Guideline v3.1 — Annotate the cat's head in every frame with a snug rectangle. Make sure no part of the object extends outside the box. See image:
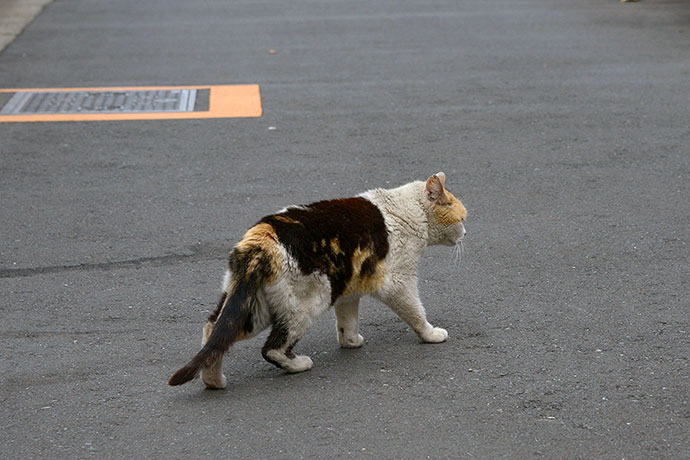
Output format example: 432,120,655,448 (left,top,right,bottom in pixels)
424,172,467,246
